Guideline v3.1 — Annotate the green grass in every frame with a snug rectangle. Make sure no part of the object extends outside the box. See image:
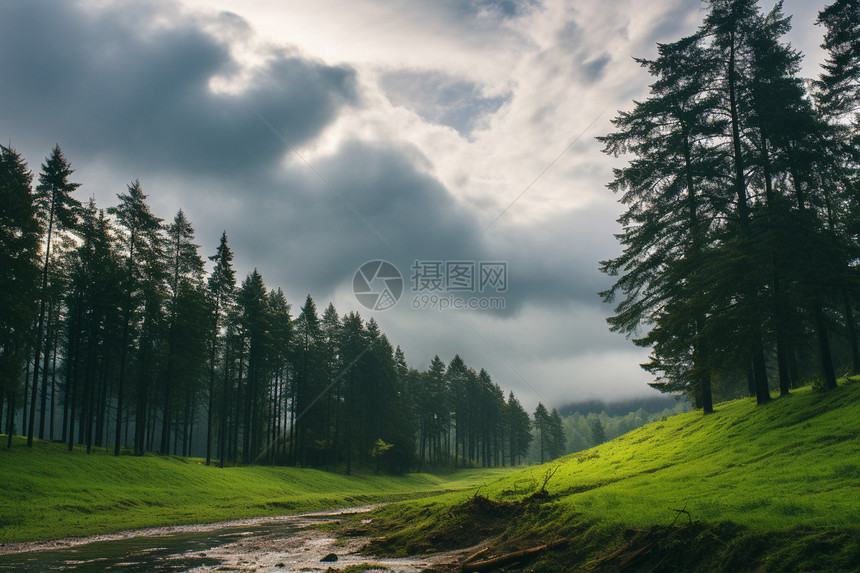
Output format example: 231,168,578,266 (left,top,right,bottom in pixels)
0,439,511,544
497,381,860,530
4,379,859,567
364,379,860,570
